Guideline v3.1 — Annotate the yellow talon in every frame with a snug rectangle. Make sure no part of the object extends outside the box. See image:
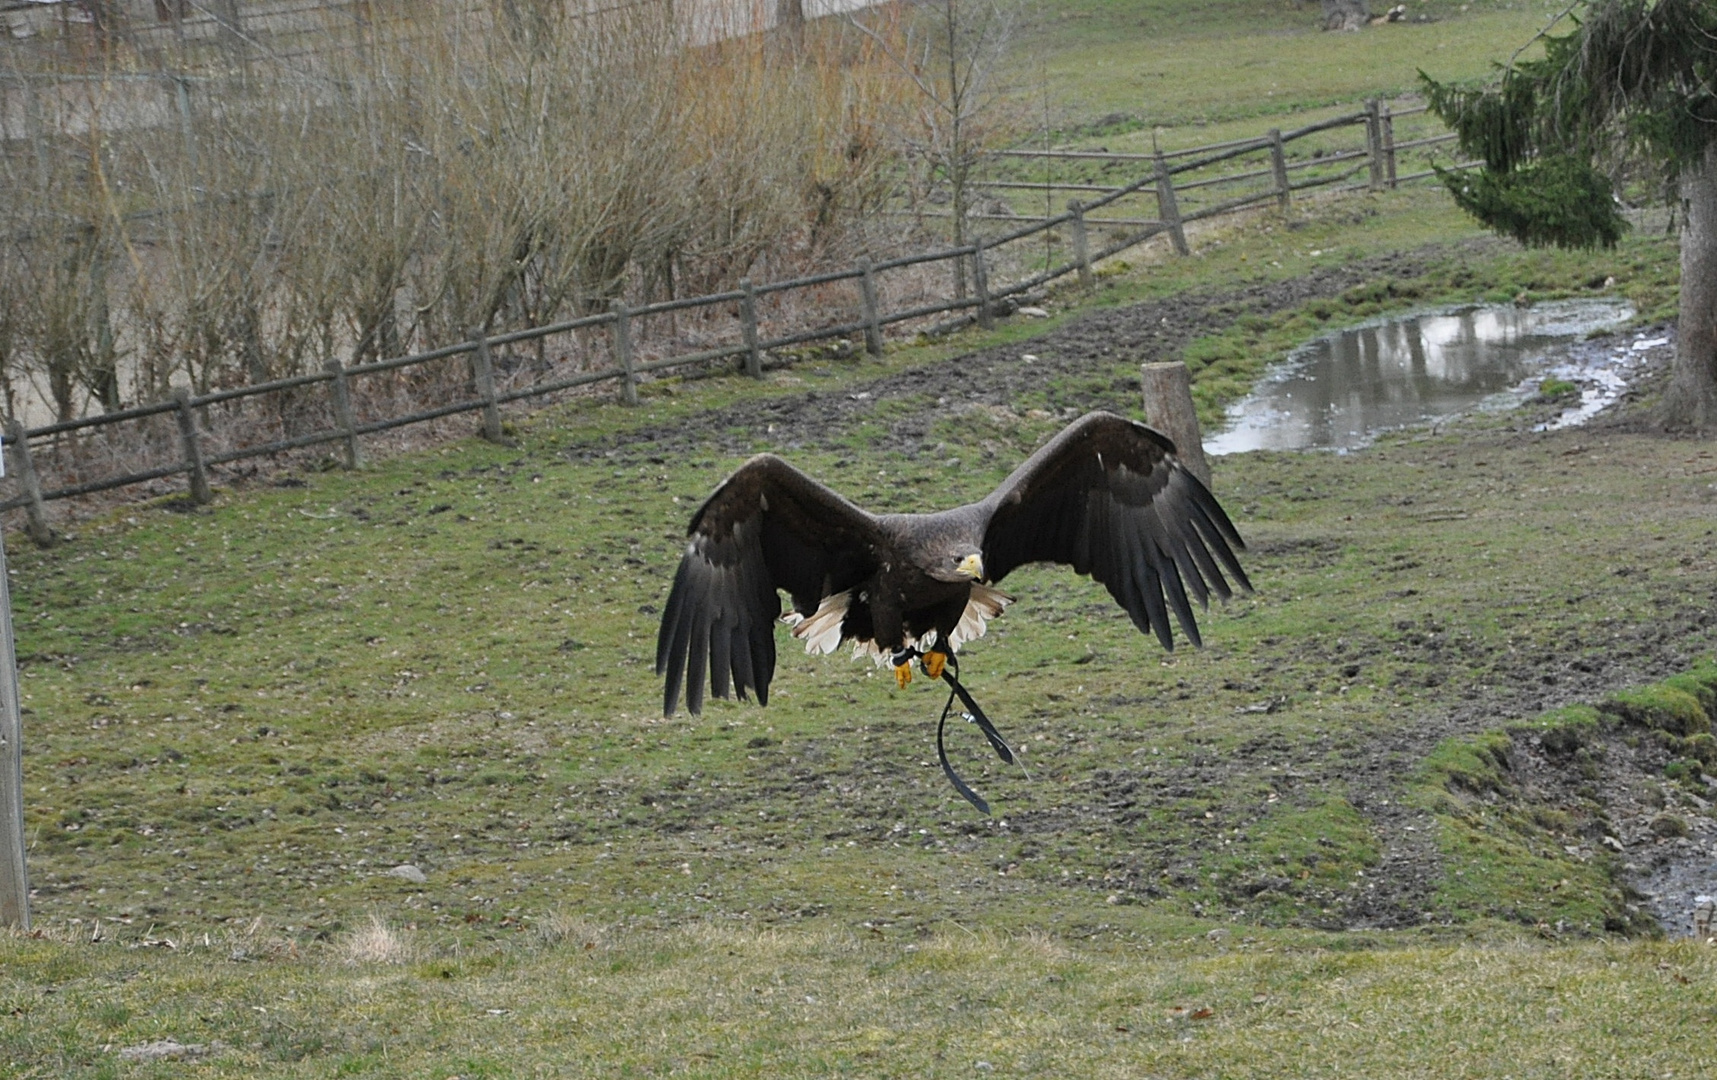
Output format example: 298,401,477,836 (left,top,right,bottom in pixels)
922,651,947,680
894,662,913,689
